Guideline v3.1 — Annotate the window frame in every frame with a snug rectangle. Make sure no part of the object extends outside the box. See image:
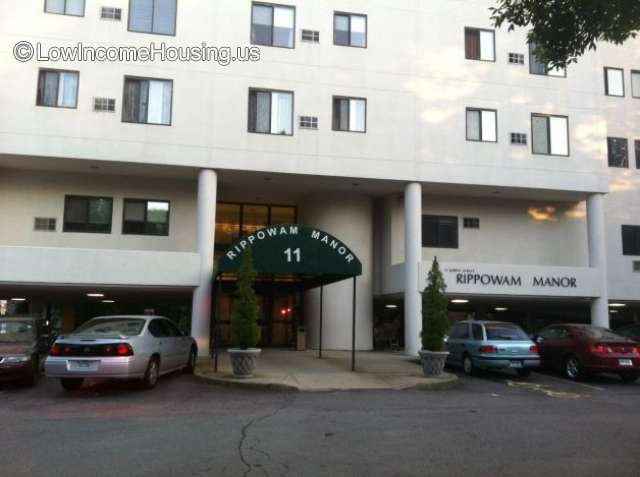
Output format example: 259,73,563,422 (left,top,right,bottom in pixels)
36,68,80,109
332,95,367,133
631,70,640,99
250,2,296,49
121,76,174,126
127,0,178,37
604,67,625,97
465,107,498,143
530,113,570,157
622,225,640,256
333,11,368,49
464,27,496,62
607,137,629,168
635,140,640,169
422,215,459,249
44,0,86,17
63,195,113,234
122,198,171,236
247,87,295,136
528,42,566,78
